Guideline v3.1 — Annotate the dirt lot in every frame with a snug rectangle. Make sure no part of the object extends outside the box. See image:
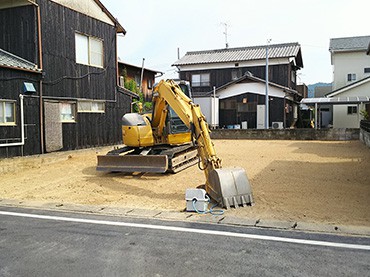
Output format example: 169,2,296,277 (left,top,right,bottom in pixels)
0,140,369,226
